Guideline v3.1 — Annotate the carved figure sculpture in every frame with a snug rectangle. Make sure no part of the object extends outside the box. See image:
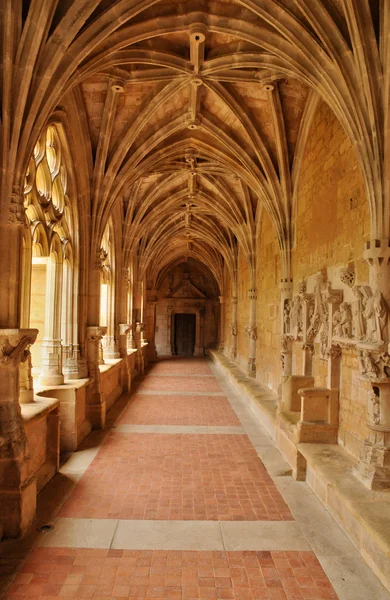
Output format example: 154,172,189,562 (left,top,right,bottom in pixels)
291,296,301,337
374,290,388,343
283,300,292,334
333,302,352,338
362,287,377,343
245,325,257,341
368,389,380,425
352,286,366,340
